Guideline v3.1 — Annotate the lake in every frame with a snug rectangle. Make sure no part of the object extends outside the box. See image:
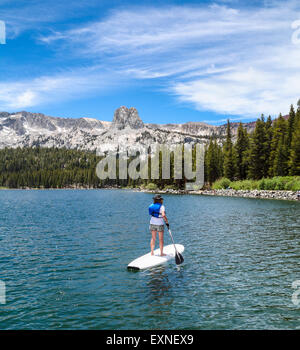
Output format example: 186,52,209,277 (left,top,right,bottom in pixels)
0,189,300,329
